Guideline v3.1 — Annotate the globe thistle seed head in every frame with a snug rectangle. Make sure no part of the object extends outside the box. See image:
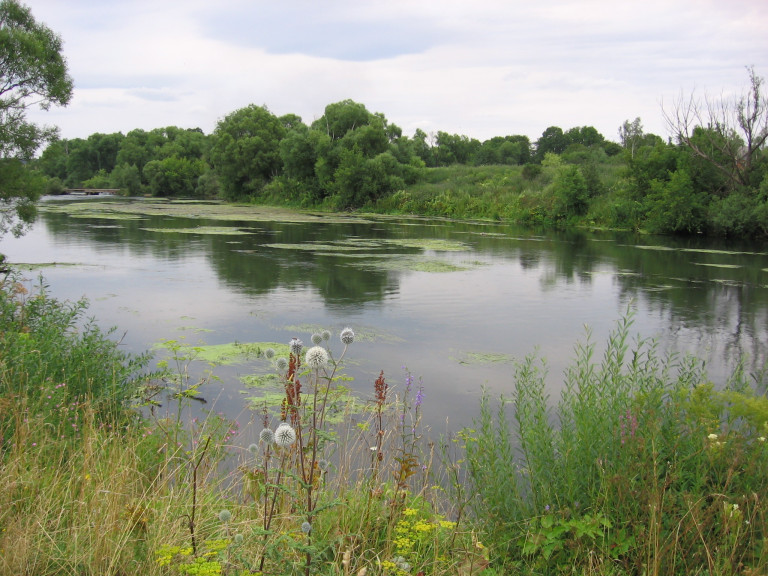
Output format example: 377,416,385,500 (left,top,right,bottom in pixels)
318,458,329,471
321,329,331,341
248,443,259,454
274,422,297,447
218,509,232,523
290,338,303,356
340,327,355,345
276,357,288,371
233,533,244,545
311,332,323,345
301,521,312,534
264,347,275,359
305,346,329,370
259,428,275,444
